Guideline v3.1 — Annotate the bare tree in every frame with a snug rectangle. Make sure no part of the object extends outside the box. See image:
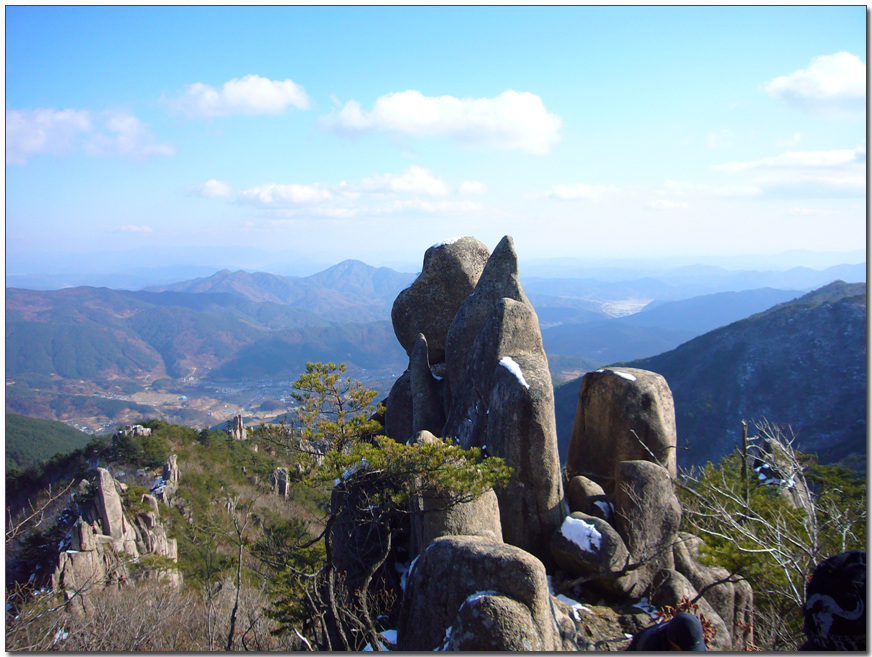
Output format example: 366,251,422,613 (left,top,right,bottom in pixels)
678,420,866,649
